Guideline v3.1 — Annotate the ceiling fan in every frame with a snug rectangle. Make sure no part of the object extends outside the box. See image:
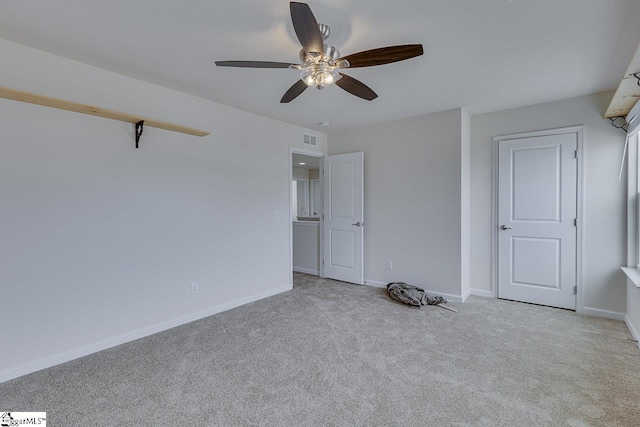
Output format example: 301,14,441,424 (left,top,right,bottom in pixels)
215,2,424,103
